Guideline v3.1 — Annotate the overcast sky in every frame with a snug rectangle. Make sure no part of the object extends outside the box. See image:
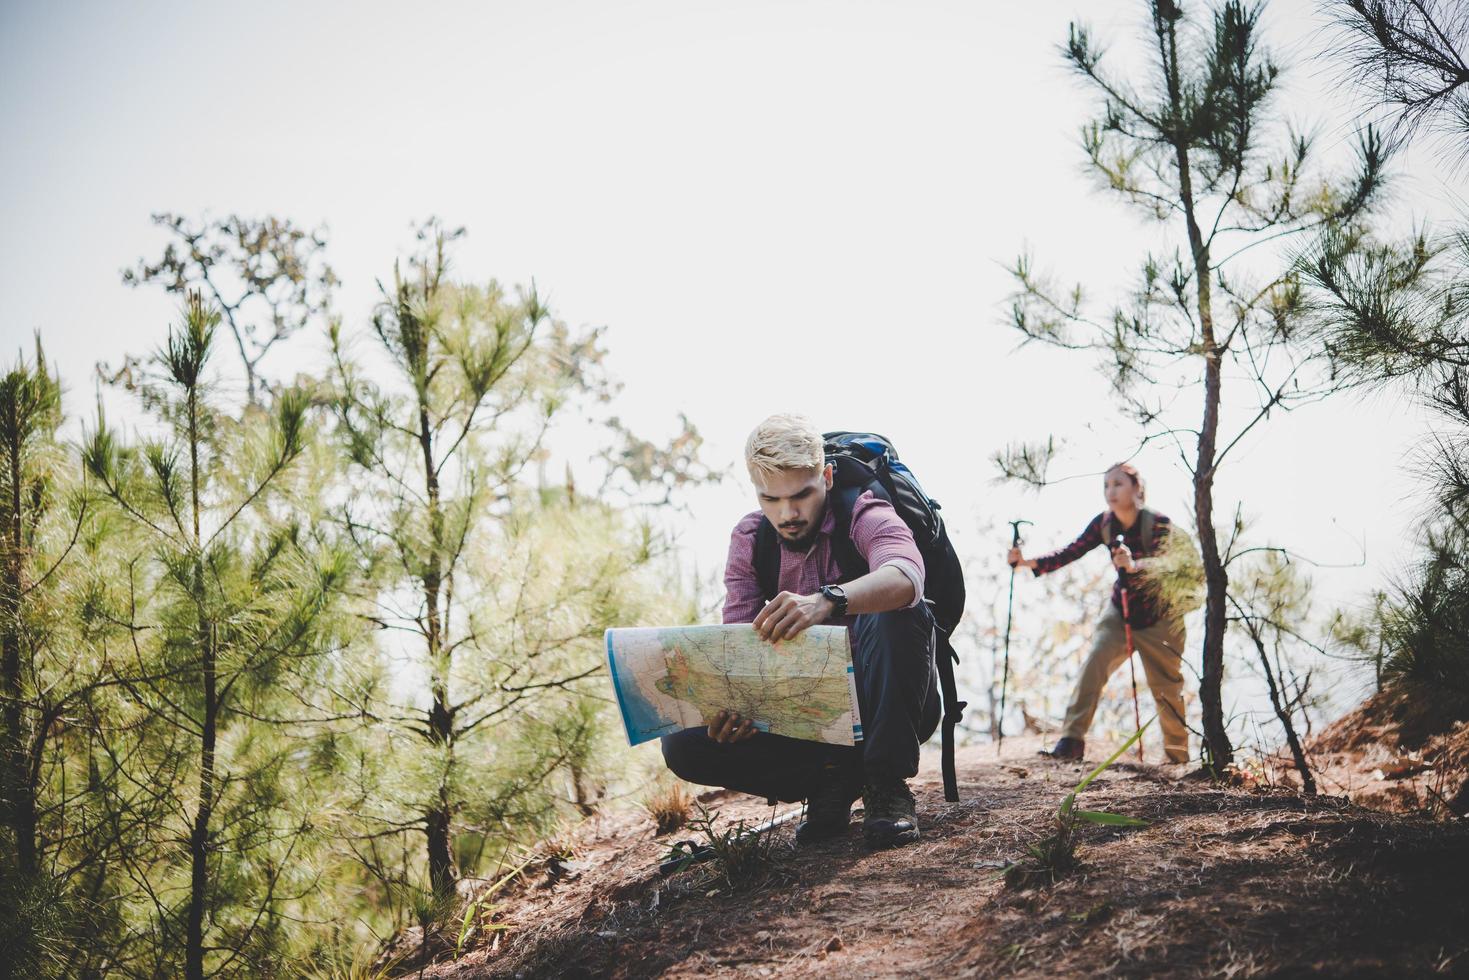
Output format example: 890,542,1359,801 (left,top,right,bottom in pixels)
2,0,1458,718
